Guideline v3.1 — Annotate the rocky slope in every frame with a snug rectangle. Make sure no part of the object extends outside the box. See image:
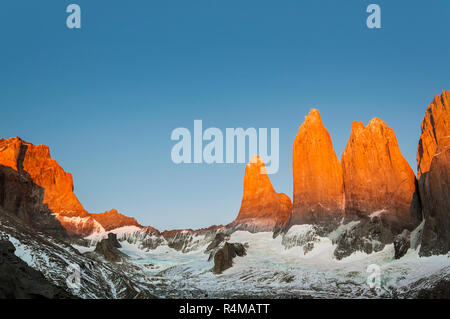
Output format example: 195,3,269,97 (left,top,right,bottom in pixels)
0,213,156,299
229,155,292,233
417,91,450,256
161,225,225,253
290,109,344,228
0,235,74,299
